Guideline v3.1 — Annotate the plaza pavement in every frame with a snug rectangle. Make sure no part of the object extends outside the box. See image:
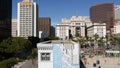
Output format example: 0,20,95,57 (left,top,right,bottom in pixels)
82,56,120,68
